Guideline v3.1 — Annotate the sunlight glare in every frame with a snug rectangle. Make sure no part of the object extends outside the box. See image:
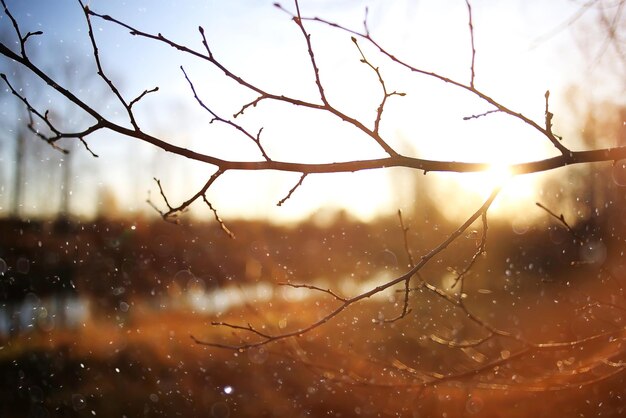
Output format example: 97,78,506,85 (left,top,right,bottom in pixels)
461,163,514,198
